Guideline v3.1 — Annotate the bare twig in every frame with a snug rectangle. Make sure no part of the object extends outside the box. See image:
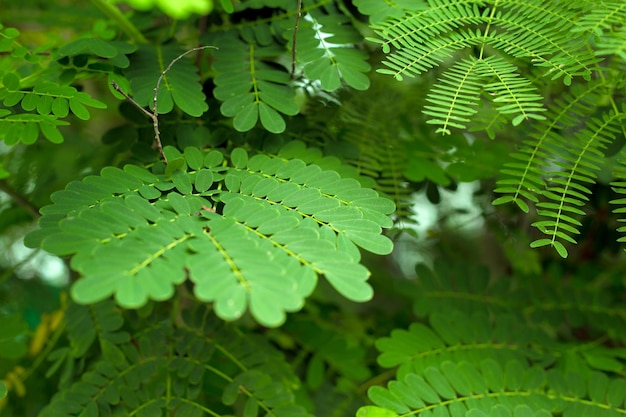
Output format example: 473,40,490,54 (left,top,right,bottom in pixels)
111,45,217,165
291,0,303,78
111,80,167,163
